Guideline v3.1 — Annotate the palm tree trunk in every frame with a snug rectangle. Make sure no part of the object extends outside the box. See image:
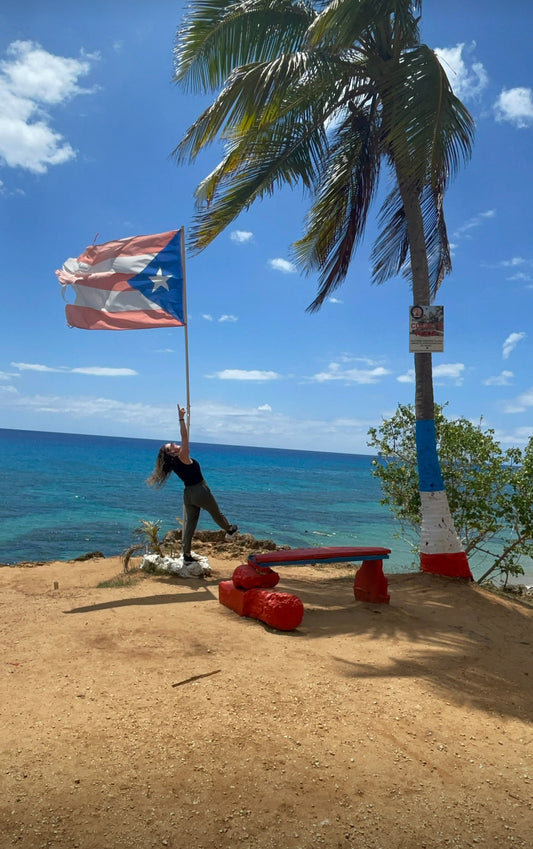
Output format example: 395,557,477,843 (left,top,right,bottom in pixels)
397,176,472,579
